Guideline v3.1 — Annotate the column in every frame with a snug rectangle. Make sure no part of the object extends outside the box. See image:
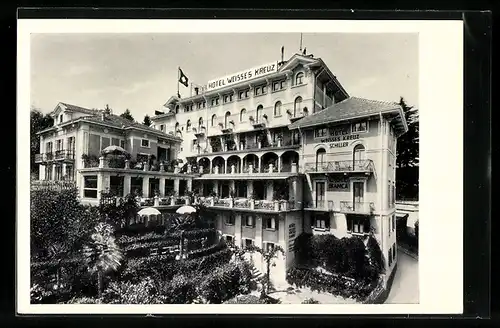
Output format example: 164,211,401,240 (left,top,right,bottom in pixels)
229,180,235,193
209,159,213,173
247,180,254,198
213,180,219,196
142,176,150,198
224,160,228,174
62,163,67,180
97,172,104,202
174,178,180,195
255,214,263,249
102,173,110,192
187,178,193,192
259,157,263,173
234,213,242,247
52,164,56,181
159,178,165,197
277,156,282,173
123,175,132,197
266,181,274,201
39,165,45,180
